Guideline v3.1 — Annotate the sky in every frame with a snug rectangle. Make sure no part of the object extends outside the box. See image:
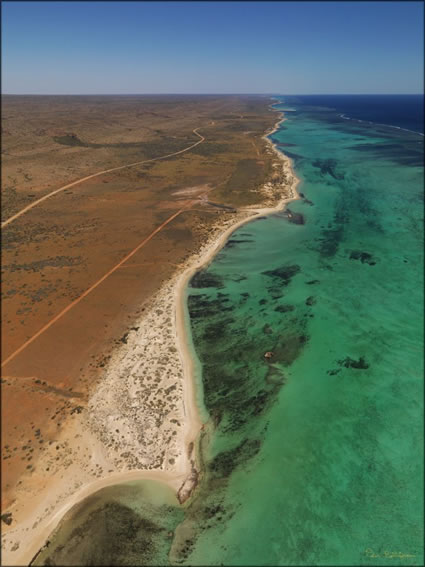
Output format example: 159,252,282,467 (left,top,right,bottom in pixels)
2,1,424,94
